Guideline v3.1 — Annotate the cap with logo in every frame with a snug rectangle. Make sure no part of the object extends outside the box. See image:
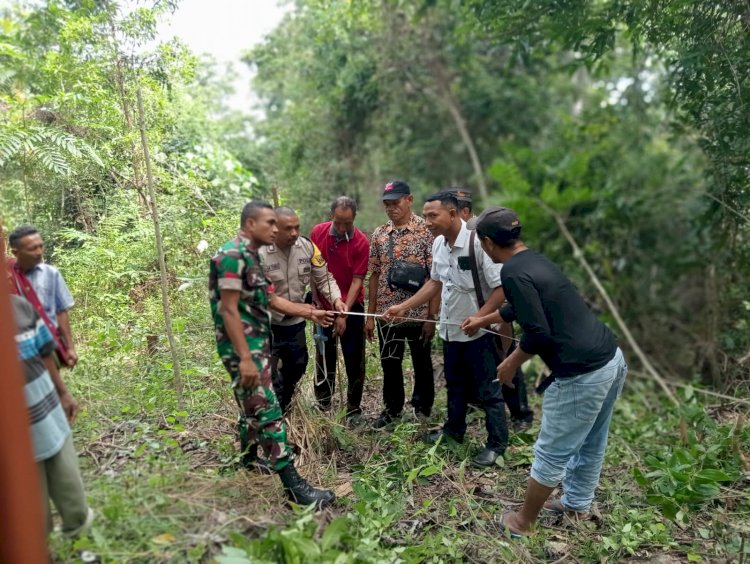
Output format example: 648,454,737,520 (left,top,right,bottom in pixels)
382,180,411,201
467,206,522,240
